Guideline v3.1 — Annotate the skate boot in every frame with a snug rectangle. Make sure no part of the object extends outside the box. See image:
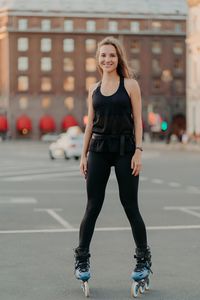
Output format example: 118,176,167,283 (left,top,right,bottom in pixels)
131,246,152,298
74,247,91,281
74,247,91,297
